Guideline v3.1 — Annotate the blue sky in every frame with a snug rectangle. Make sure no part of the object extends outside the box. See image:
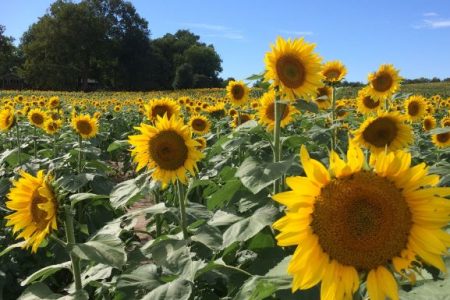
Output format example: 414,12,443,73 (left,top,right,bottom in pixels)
1,0,450,82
